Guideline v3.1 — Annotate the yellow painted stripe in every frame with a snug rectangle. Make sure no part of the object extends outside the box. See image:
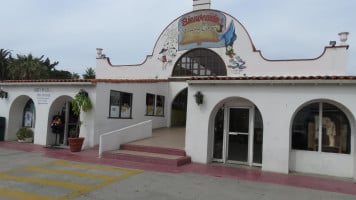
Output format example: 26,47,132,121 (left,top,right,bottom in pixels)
54,160,143,174
0,173,90,190
0,160,143,200
58,171,142,200
25,167,115,181
0,187,55,200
